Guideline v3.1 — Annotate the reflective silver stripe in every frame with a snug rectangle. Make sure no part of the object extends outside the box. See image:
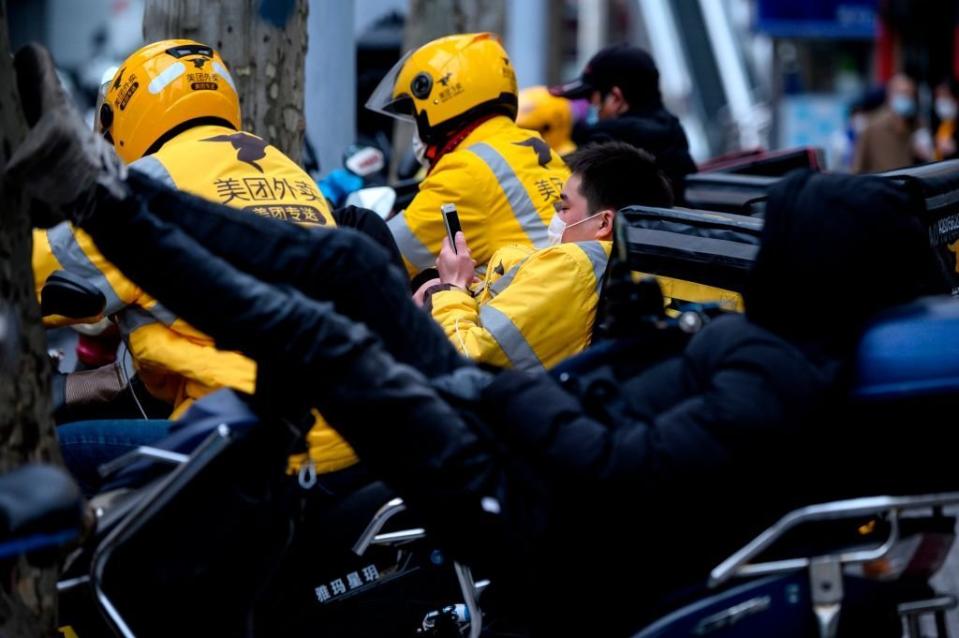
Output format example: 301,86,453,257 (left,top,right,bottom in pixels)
212,61,237,94
467,142,549,248
148,61,186,94
46,222,123,314
147,302,178,326
574,241,610,295
479,304,543,371
129,155,176,188
488,262,524,297
387,212,435,272
116,307,159,335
